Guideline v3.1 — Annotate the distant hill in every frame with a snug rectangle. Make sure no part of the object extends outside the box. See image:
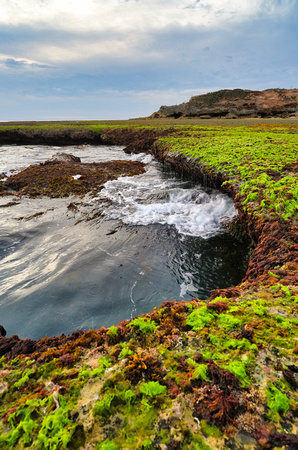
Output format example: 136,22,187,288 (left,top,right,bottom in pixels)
149,88,298,119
